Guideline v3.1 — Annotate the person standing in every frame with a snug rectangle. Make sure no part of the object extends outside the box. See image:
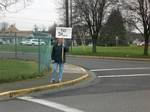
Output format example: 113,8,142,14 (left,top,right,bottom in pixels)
51,38,68,83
